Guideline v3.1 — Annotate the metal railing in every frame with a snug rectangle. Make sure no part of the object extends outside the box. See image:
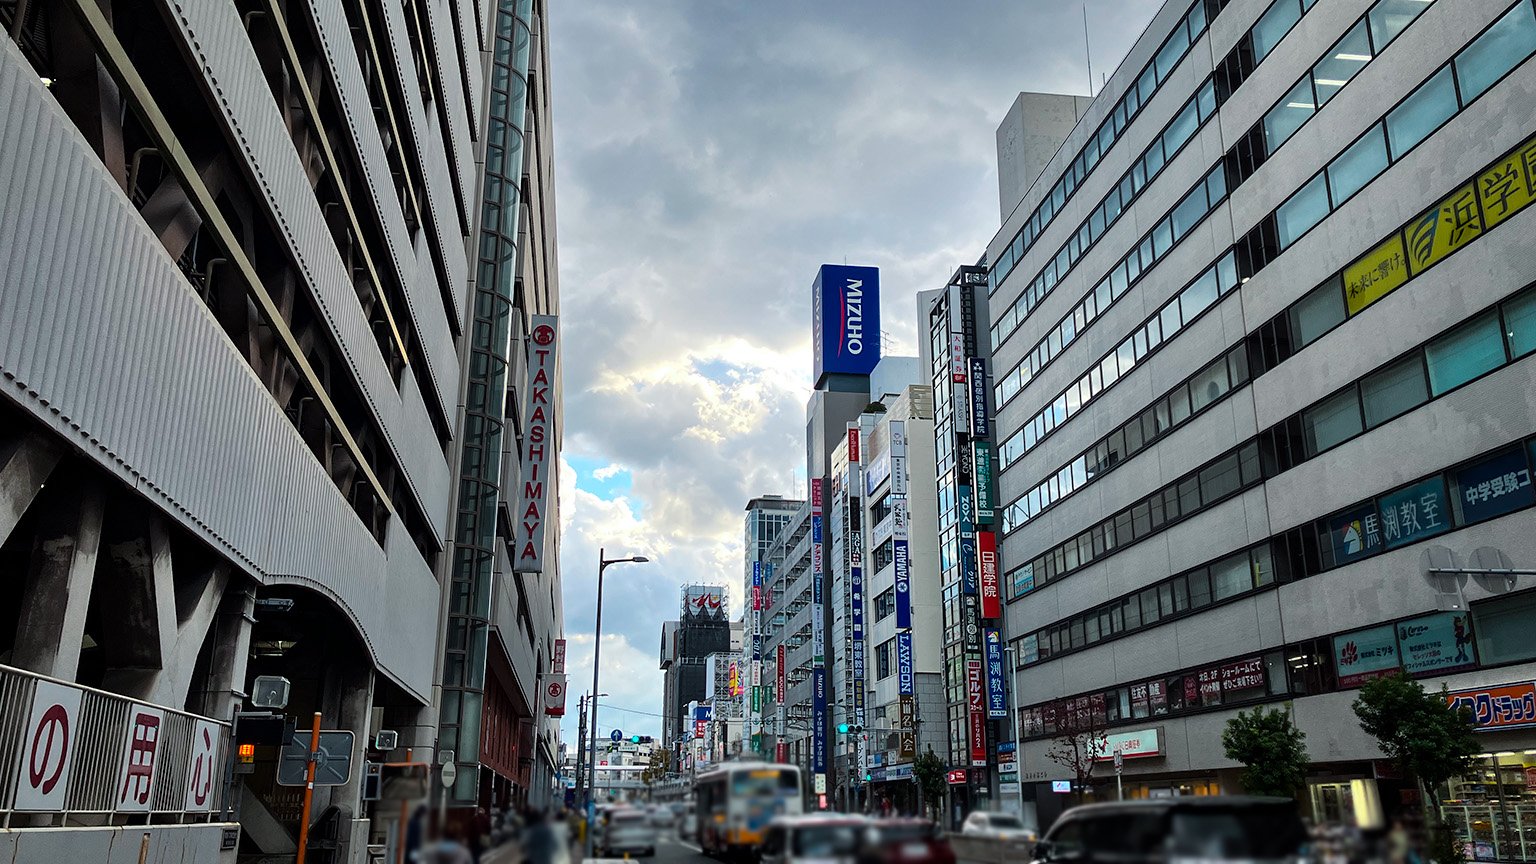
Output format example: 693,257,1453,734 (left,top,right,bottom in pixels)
0,663,229,826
